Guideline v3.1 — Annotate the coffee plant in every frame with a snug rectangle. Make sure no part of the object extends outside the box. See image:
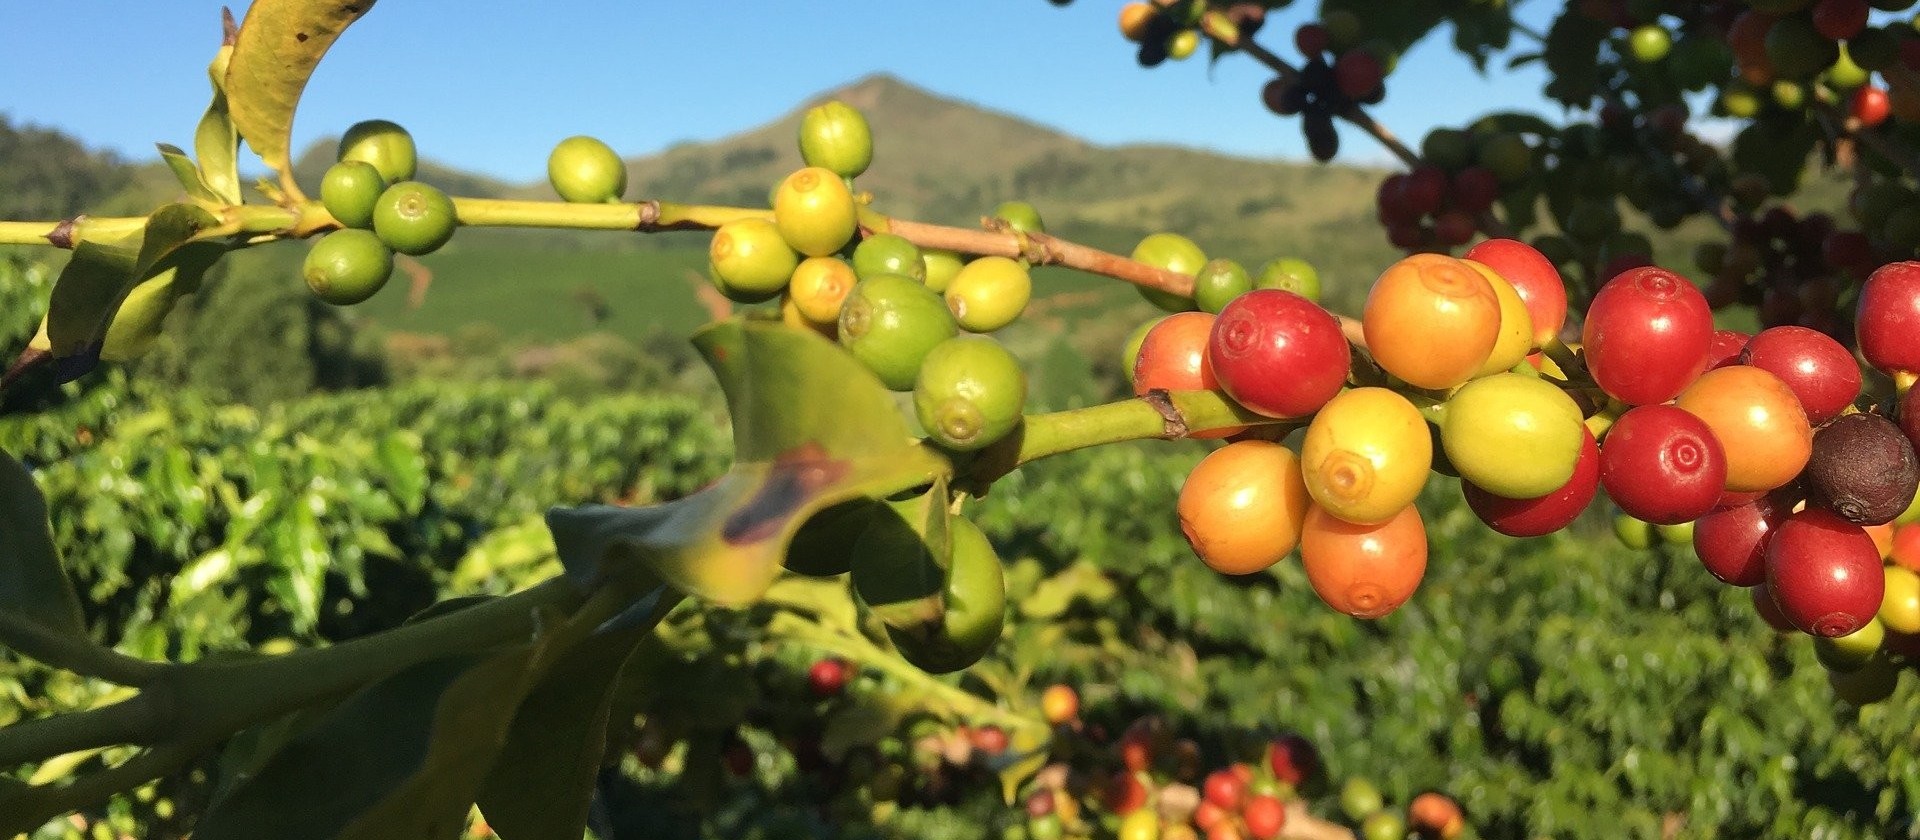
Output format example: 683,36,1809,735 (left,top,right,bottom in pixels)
5,0,1920,837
